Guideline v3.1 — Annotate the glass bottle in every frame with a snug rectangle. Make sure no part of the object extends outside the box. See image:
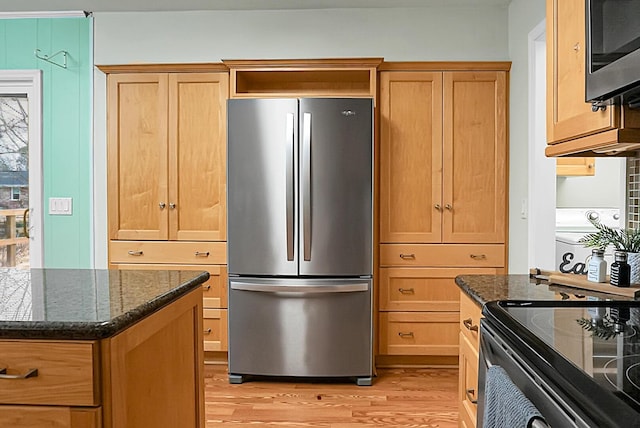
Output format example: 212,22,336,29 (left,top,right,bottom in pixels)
587,249,607,283
610,251,631,287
